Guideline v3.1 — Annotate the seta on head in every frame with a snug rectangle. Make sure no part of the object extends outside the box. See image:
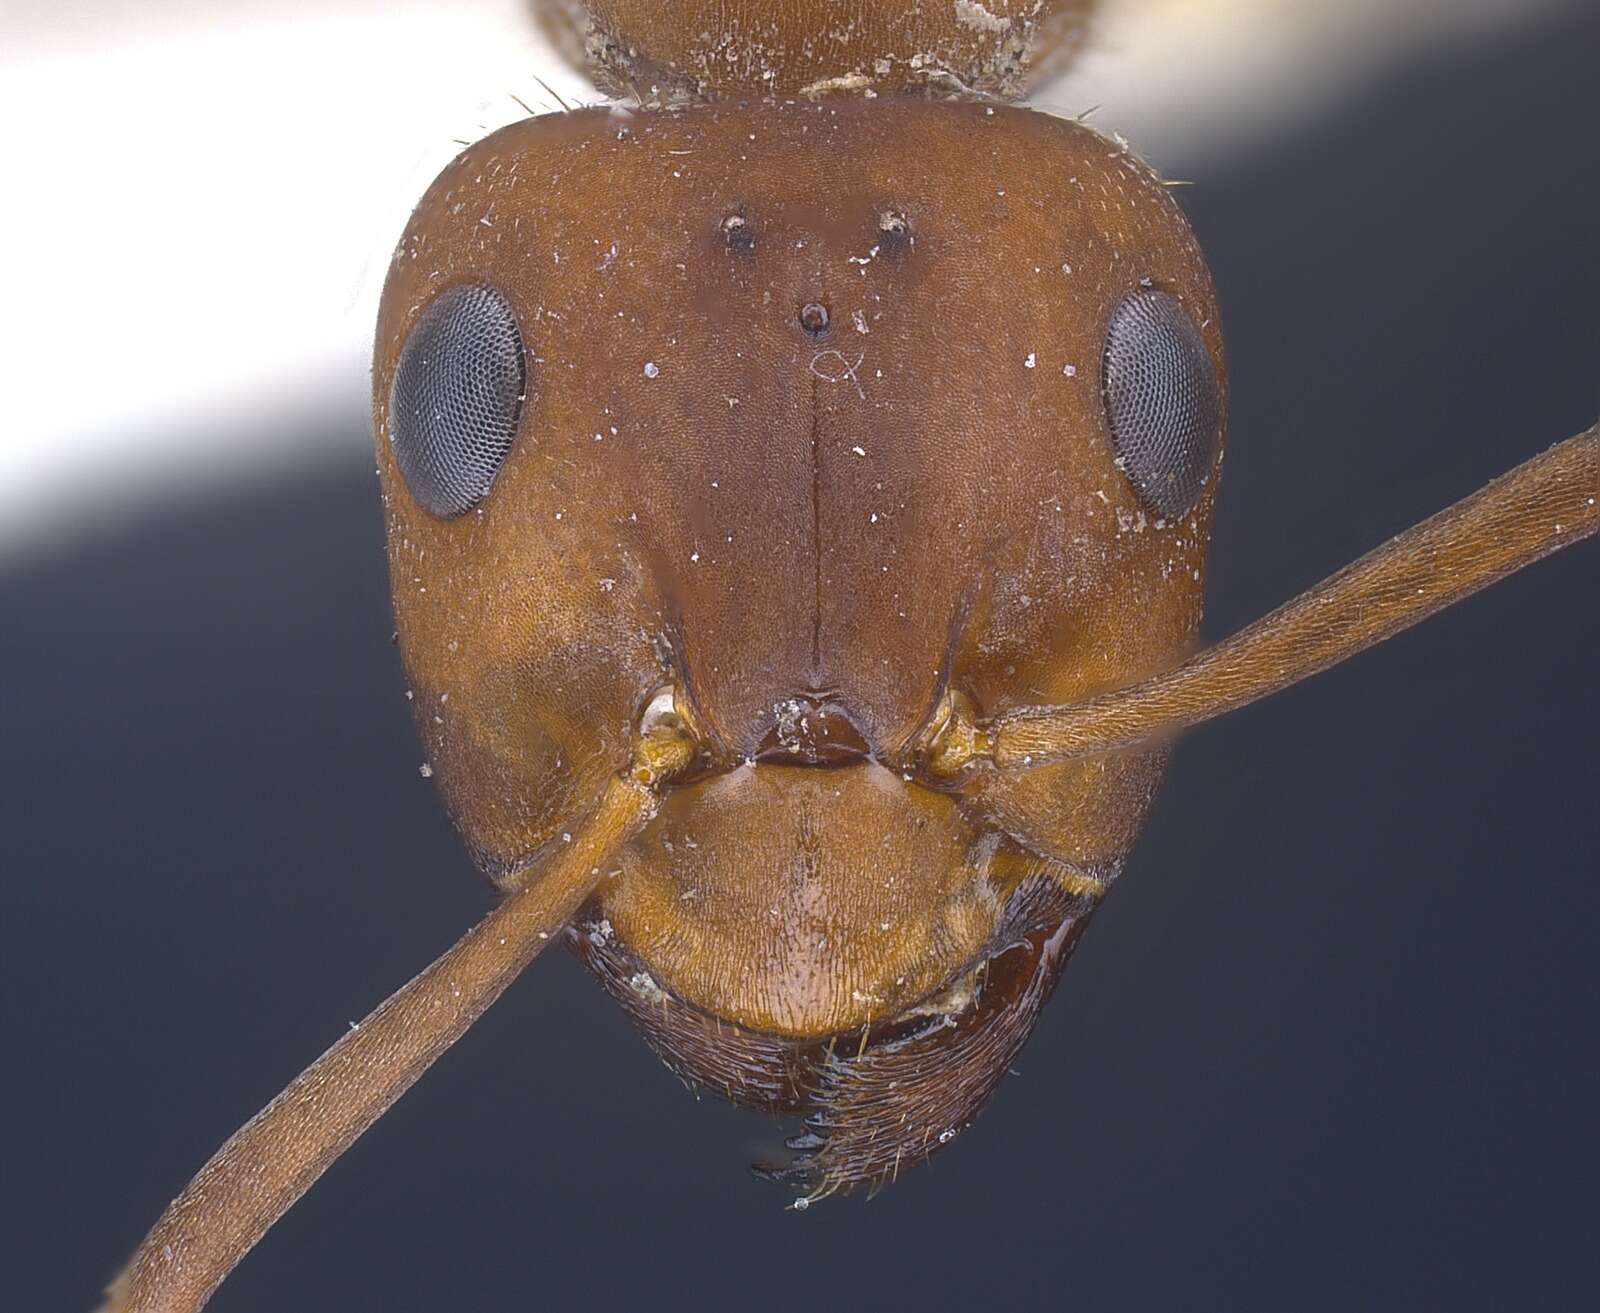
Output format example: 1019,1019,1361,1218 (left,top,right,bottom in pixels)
107,3,1596,1308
